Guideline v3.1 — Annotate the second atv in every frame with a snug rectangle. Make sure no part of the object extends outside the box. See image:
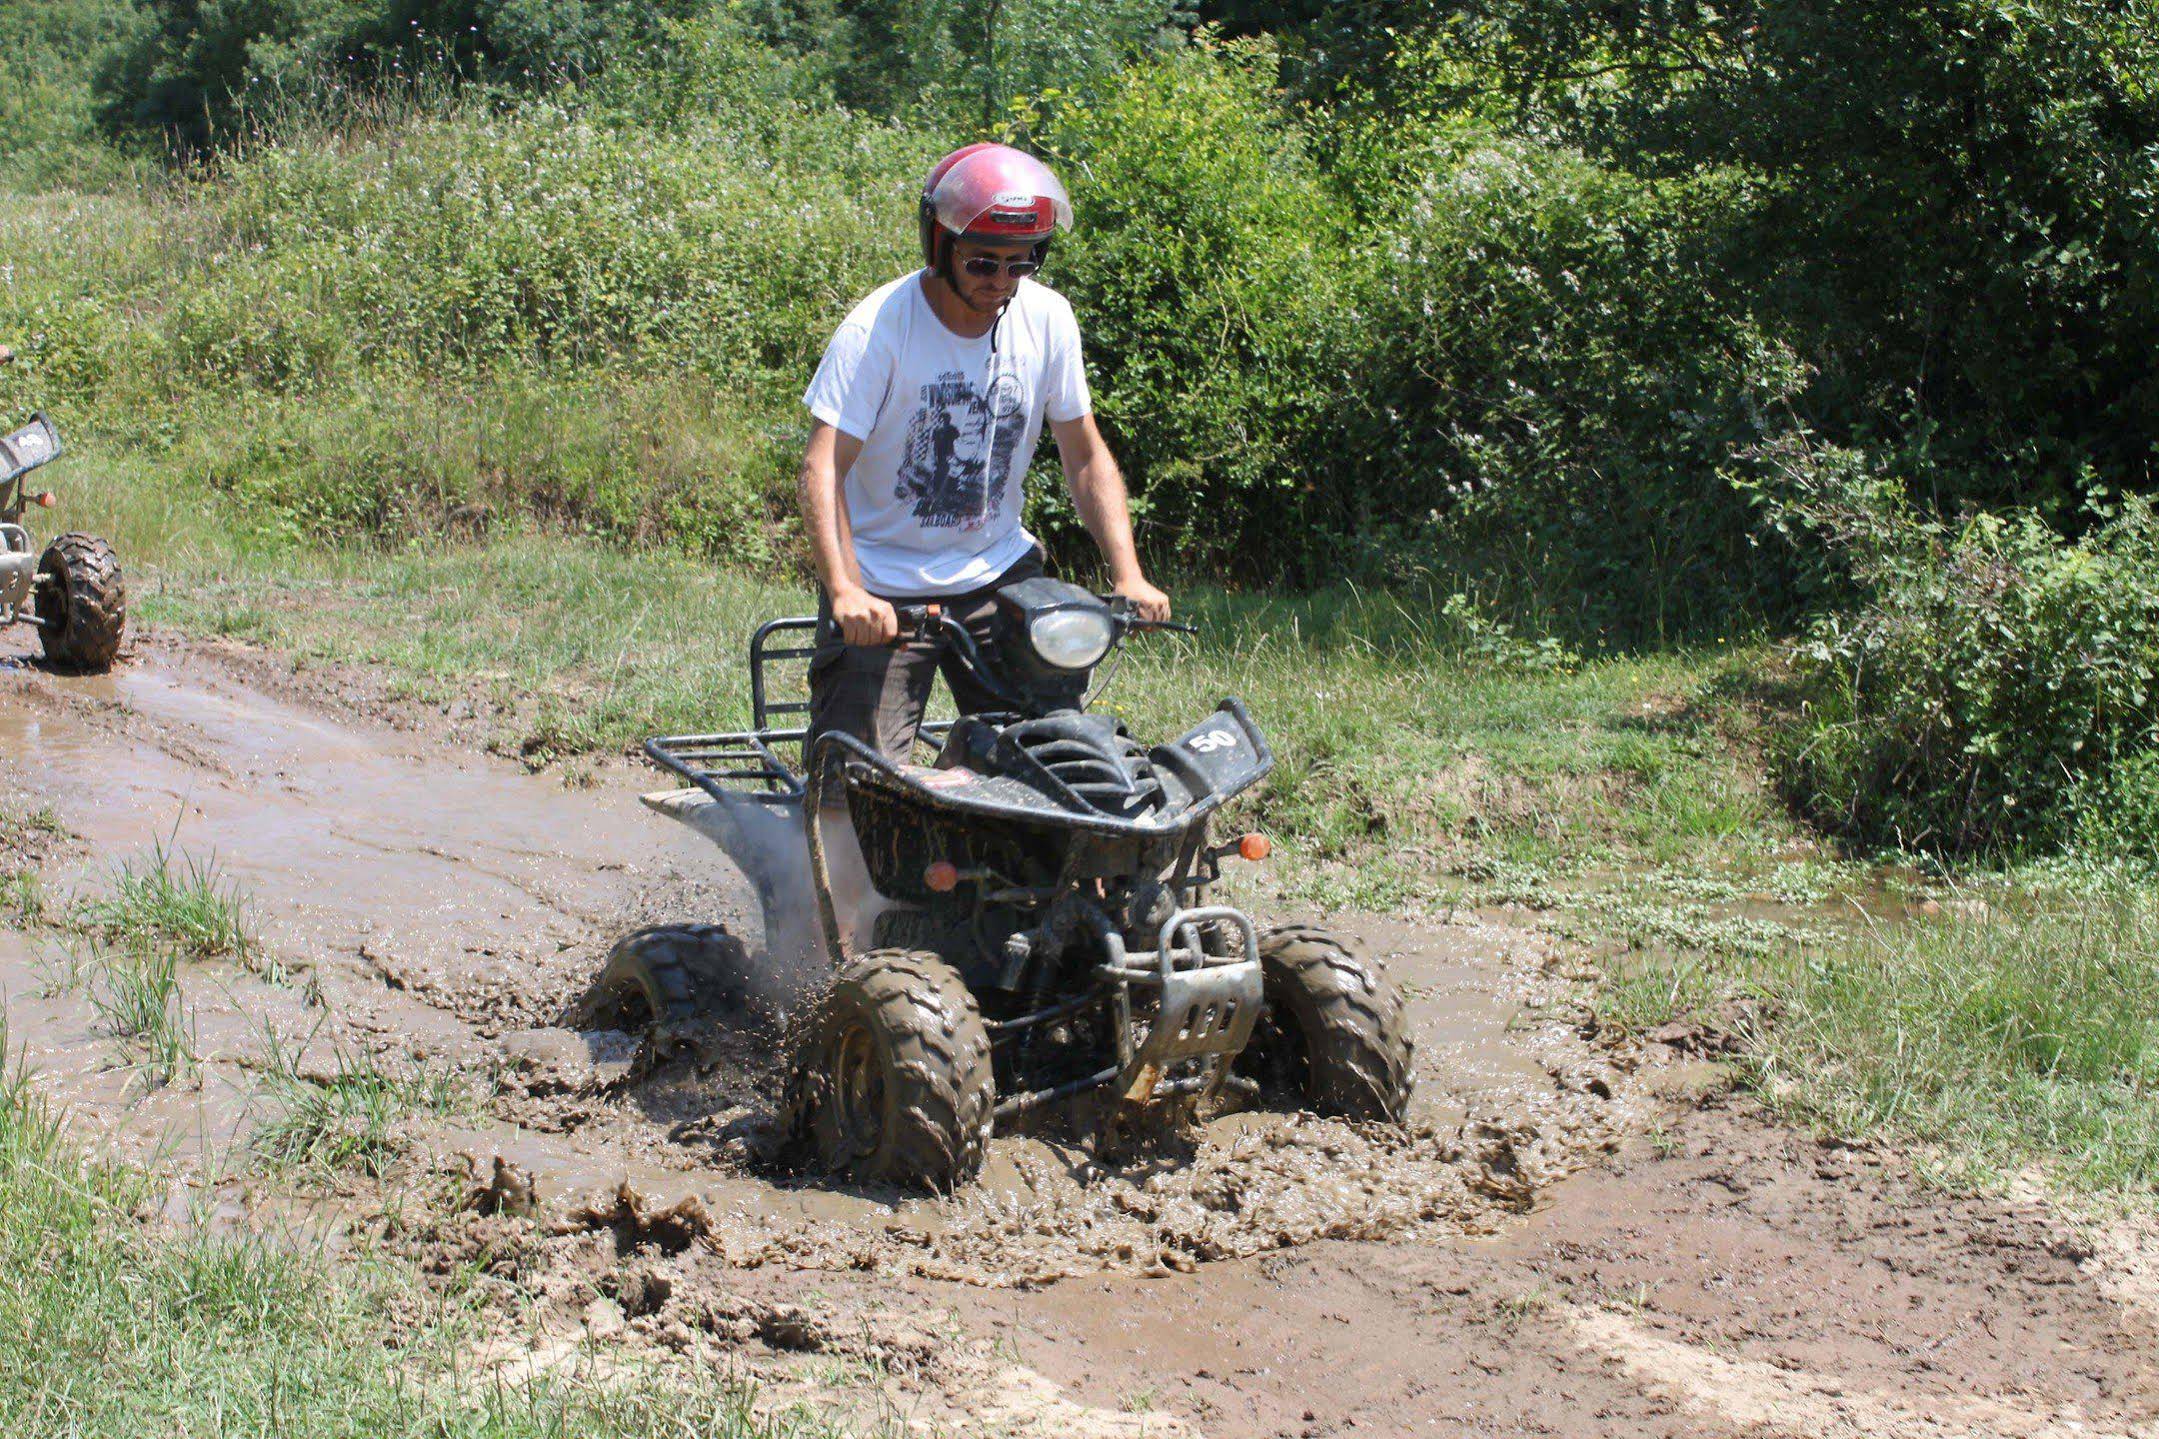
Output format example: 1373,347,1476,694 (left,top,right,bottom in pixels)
634,577,1414,1189
0,410,126,671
